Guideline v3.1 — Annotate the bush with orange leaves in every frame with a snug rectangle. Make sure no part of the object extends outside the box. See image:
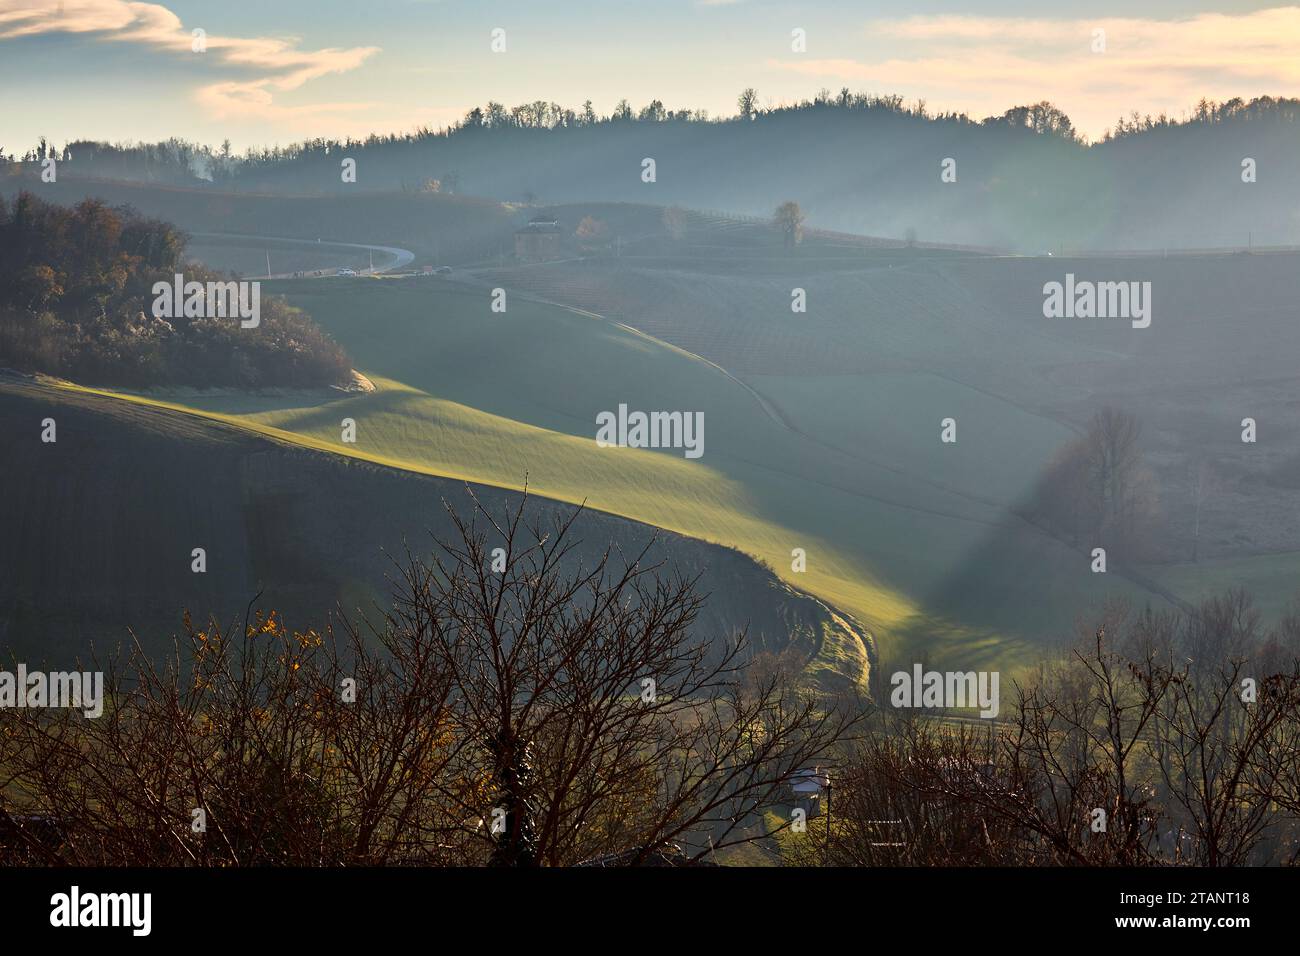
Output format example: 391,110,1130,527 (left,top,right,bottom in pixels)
0,600,477,865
